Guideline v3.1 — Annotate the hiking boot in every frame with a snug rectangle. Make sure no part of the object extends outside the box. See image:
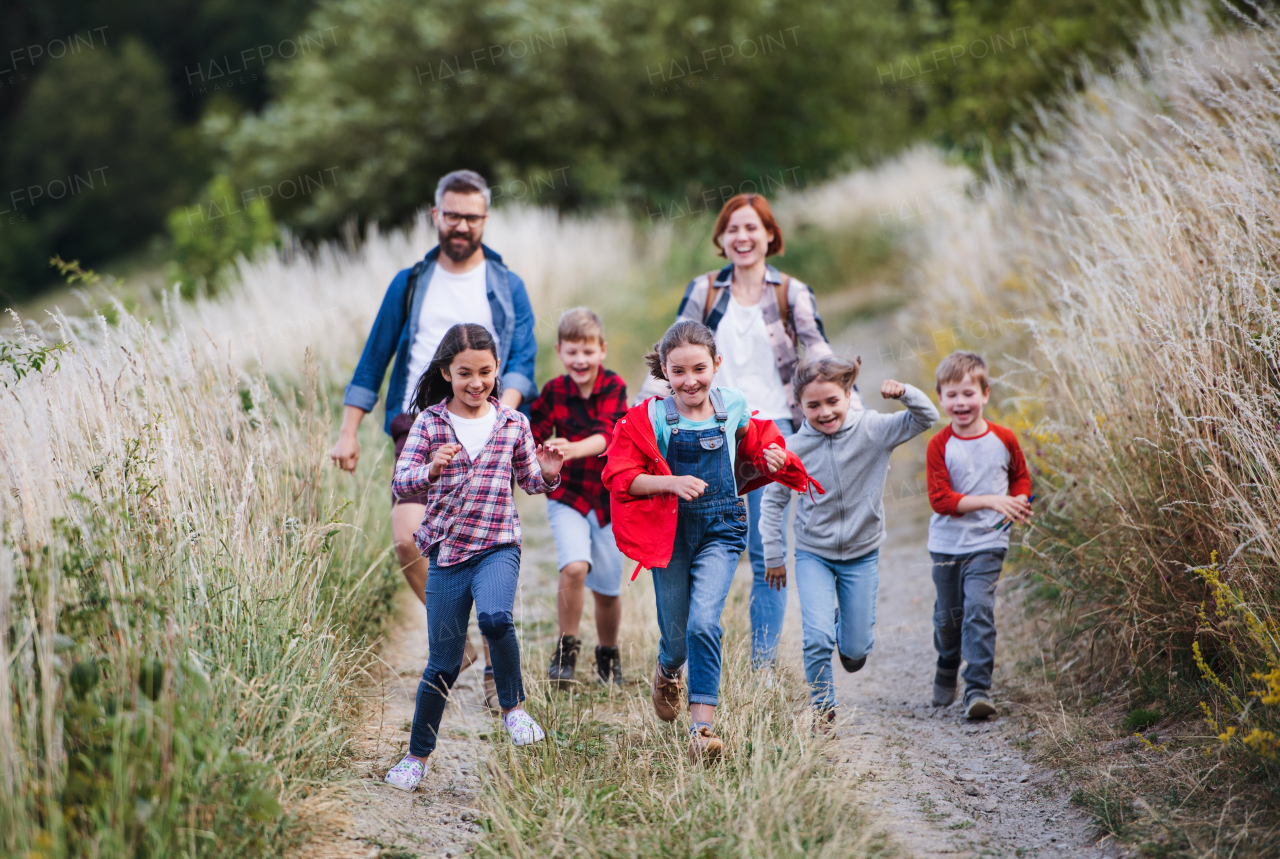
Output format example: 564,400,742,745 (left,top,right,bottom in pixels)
964,690,997,720
814,707,837,736
651,661,682,722
548,634,579,689
687,724,724,764
595,645,623,685
933,666,959,707
483,668,500,715
838,651,867,673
